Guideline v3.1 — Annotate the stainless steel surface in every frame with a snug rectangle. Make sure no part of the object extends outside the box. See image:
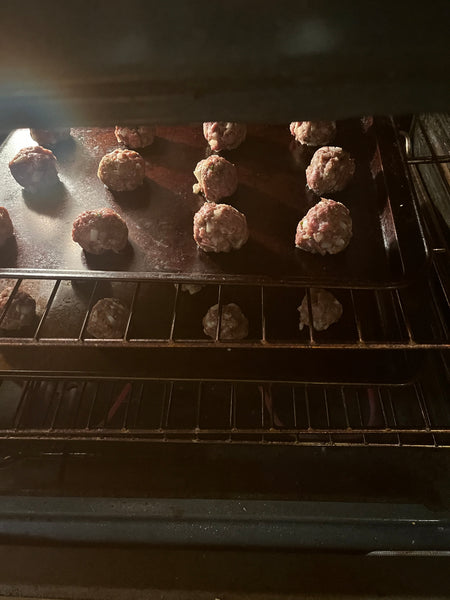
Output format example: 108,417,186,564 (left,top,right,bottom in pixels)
0,118,429,288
